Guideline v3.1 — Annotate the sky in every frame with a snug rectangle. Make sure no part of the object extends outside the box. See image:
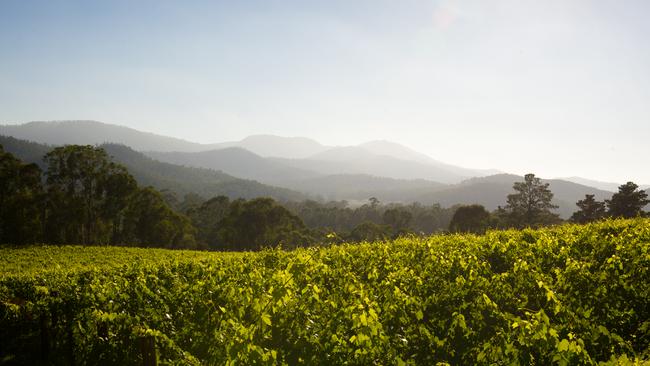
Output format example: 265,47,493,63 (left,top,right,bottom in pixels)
1,0,649,184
